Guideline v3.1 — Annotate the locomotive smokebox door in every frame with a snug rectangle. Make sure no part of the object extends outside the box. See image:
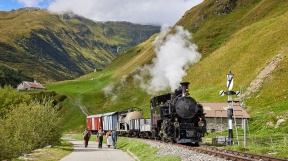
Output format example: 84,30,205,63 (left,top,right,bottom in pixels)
175,97,198,119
